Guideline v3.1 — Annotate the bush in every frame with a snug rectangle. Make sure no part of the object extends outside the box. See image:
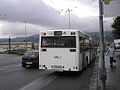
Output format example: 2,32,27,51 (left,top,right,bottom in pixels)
117,54,120,59
7,50,27,55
